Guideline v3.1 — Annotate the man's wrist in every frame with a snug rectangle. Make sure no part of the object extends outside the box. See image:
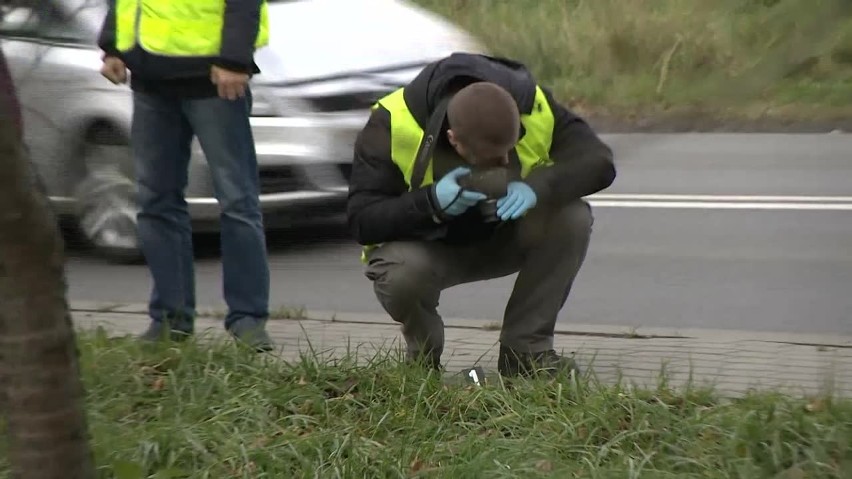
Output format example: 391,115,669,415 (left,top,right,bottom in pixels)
212,58,252,74
100,50,122,62
426,185,450,224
